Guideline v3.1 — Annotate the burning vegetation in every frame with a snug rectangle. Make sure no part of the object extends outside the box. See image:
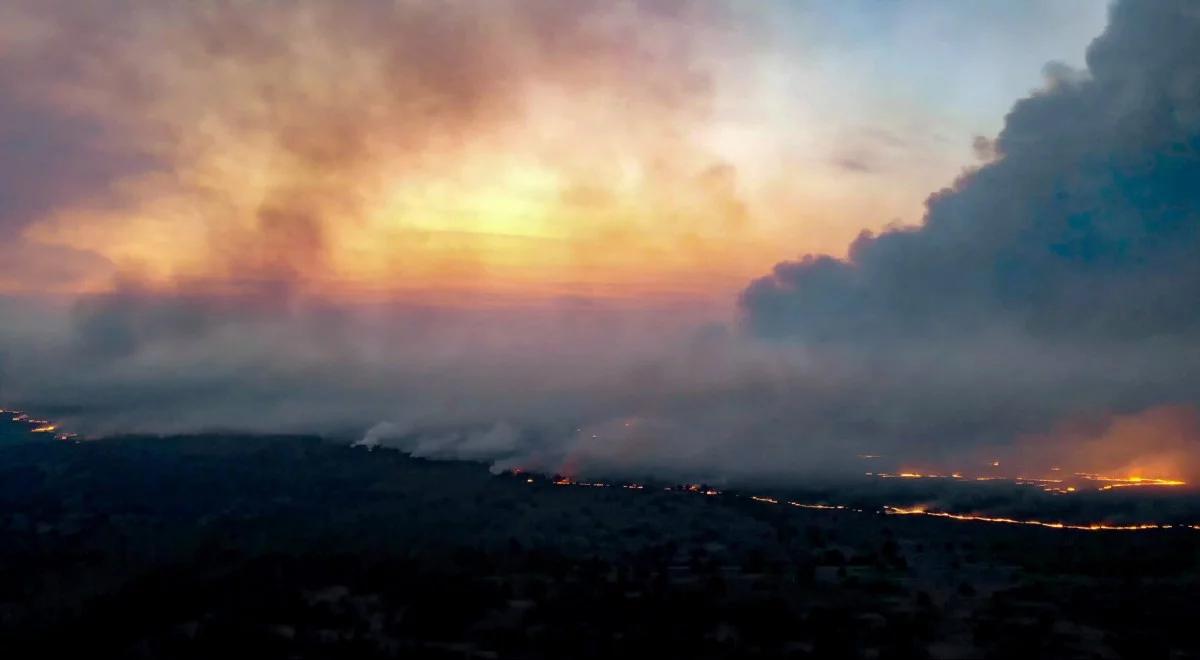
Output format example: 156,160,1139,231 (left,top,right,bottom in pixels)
5,431,1200,658
1,409,77,441
516,467,1200,535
